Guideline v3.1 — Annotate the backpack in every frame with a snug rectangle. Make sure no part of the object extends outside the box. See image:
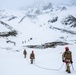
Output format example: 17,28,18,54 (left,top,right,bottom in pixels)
64,51,72,60
30,53,35,59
